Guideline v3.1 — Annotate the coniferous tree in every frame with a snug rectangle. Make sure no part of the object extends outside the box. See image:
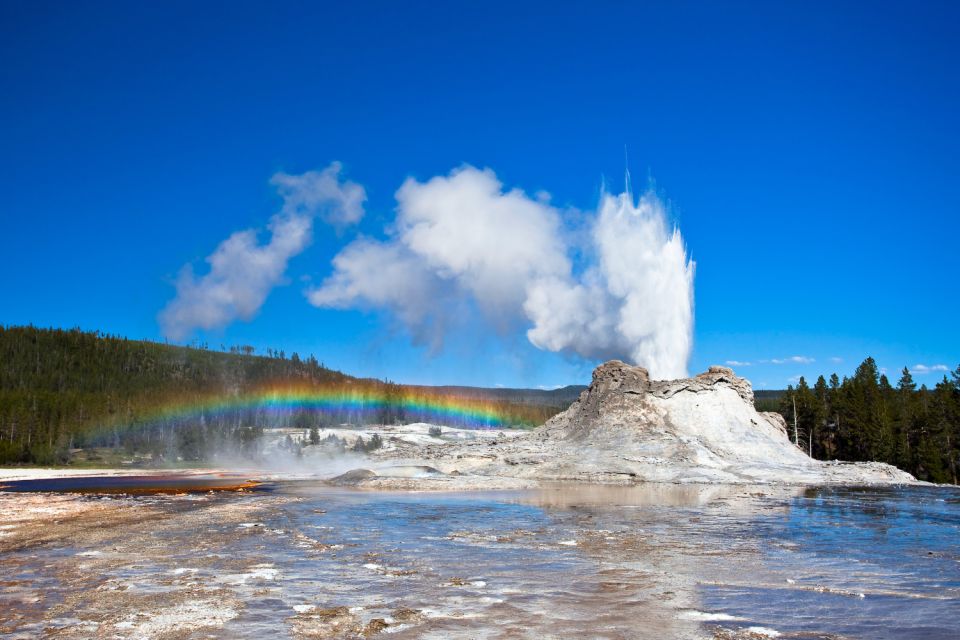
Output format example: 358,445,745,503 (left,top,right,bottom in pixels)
895,367,917,471
877,374,896,463
847,358,880,461
914,384,945,481
755,358,960,484
812,375,830,458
